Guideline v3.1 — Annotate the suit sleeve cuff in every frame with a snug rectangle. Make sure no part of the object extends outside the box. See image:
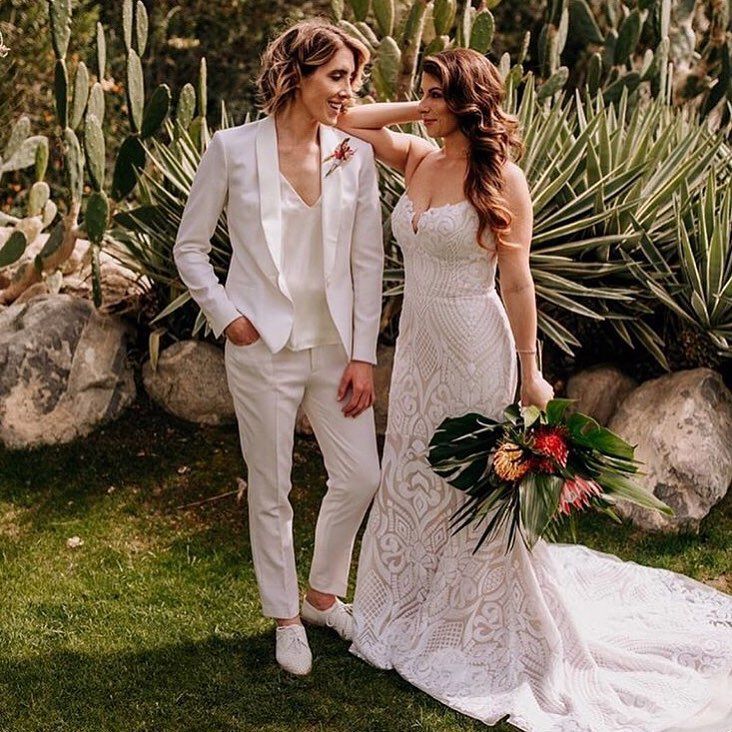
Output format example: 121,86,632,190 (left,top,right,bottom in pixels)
210,300,244,339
